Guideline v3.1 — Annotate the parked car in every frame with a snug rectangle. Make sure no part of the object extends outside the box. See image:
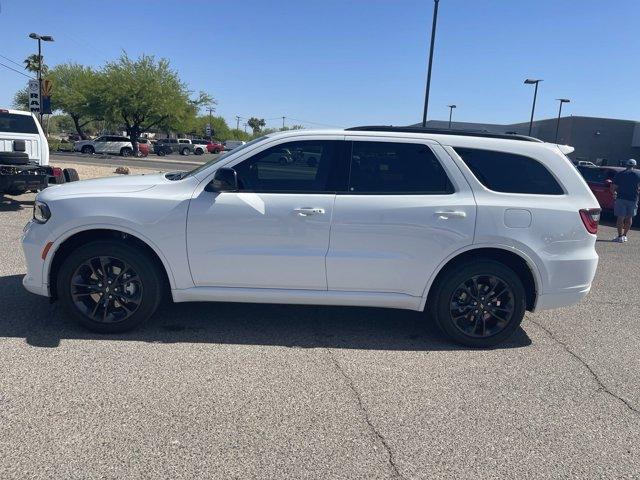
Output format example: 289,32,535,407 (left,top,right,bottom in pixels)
191,139,209,155
0,109,76,196
22,127,600,348
74,135,134,156
153,138,195,156
206,140,224,154
223,140,246,151
577,165,624,212
573,160,597,167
